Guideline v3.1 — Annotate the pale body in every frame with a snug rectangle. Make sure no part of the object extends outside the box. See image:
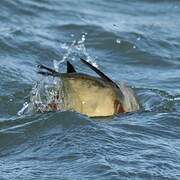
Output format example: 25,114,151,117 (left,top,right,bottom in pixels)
55,73,139,117
36,60,140,117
